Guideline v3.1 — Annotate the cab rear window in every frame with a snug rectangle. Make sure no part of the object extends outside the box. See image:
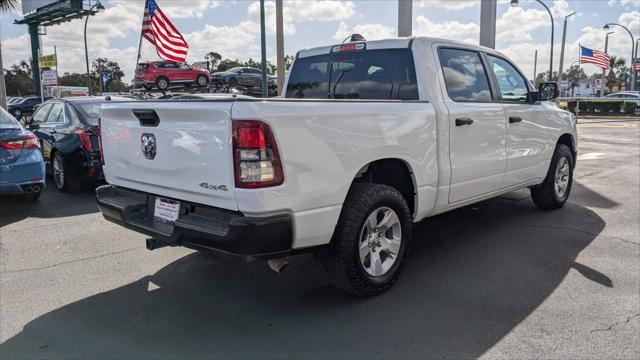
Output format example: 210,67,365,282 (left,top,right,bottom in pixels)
285,48,419,100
